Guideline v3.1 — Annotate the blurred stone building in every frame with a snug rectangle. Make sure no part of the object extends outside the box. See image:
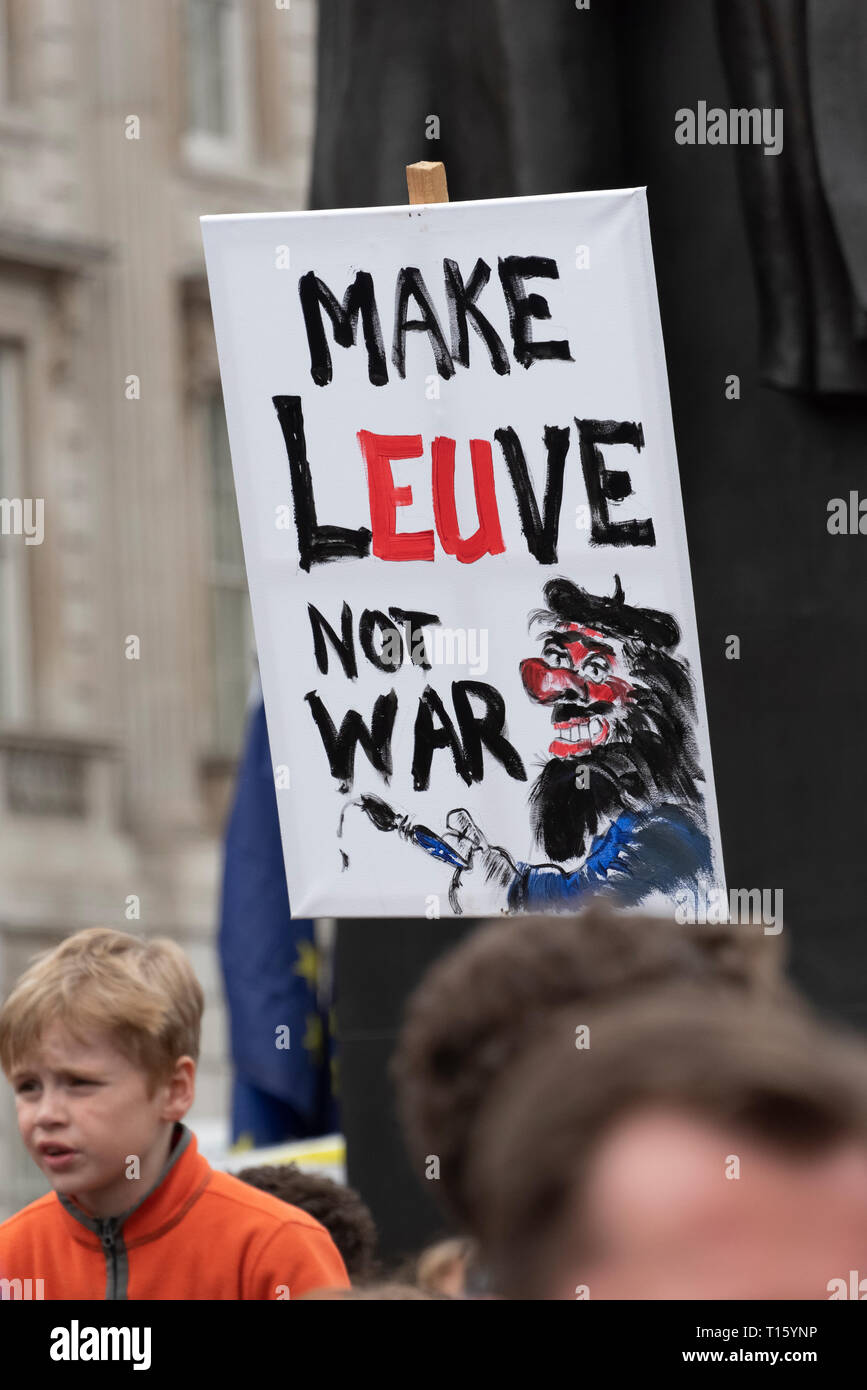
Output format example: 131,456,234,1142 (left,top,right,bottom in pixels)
0,0,315,1217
